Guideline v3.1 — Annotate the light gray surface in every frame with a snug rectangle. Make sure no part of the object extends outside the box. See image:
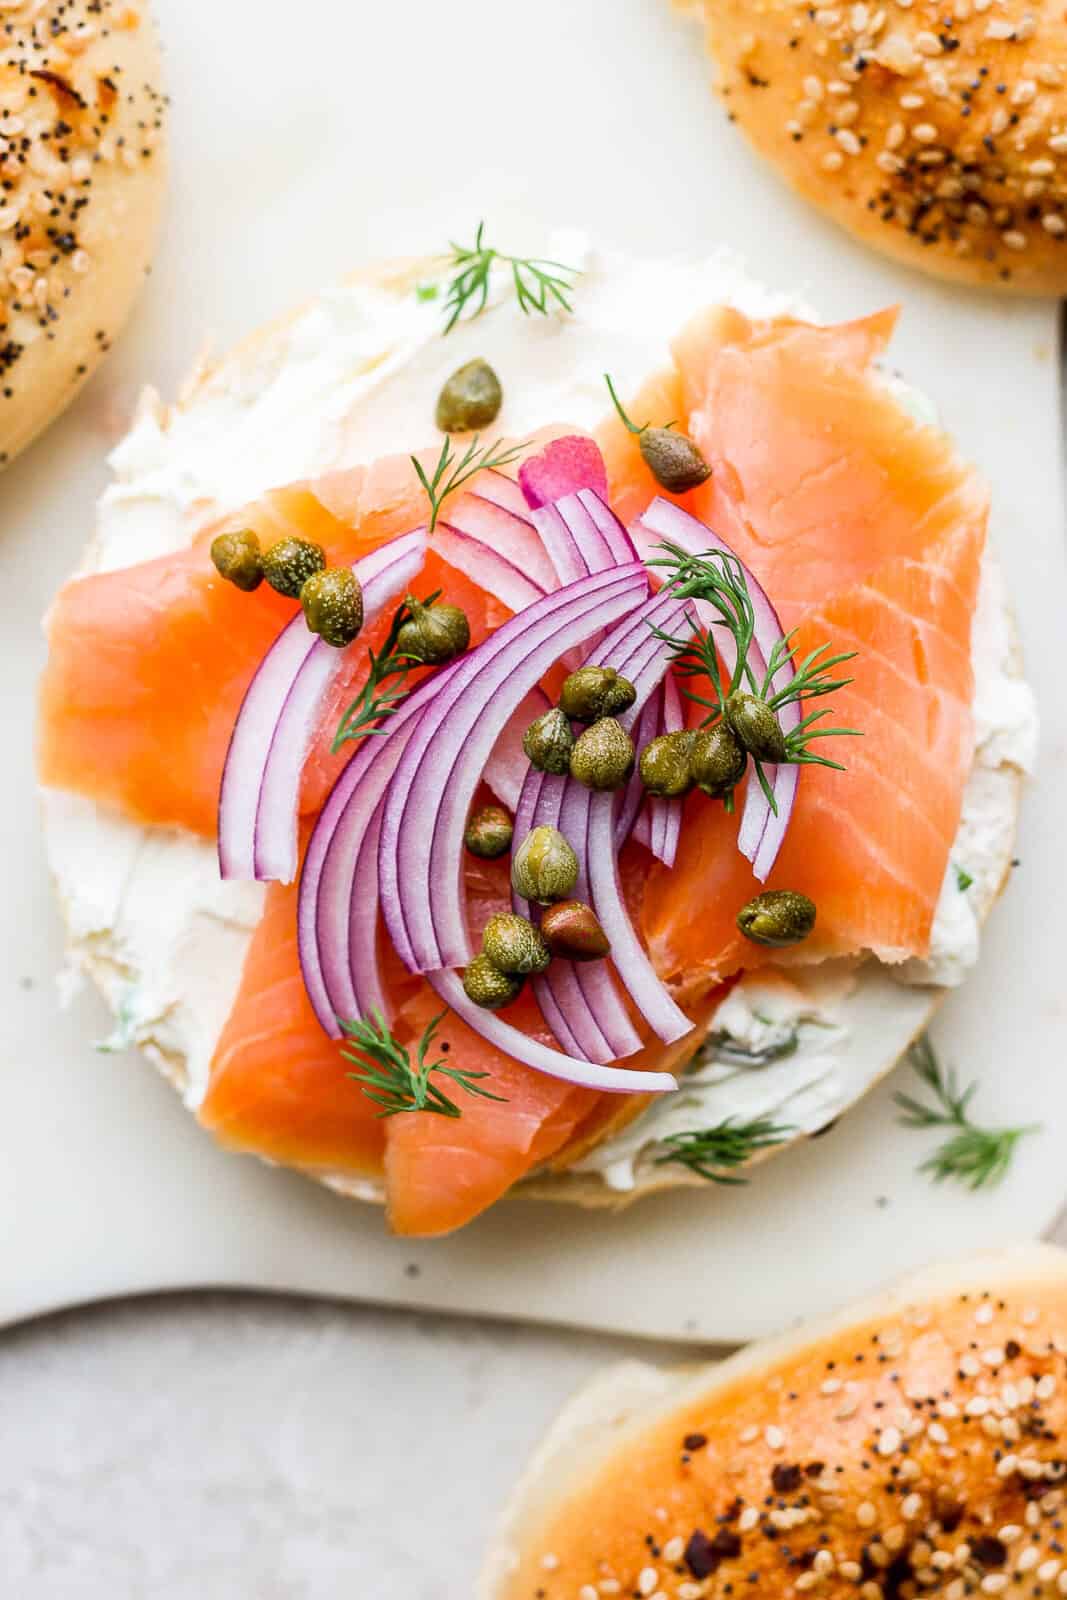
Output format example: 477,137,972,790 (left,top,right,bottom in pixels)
0,1294,674,1598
